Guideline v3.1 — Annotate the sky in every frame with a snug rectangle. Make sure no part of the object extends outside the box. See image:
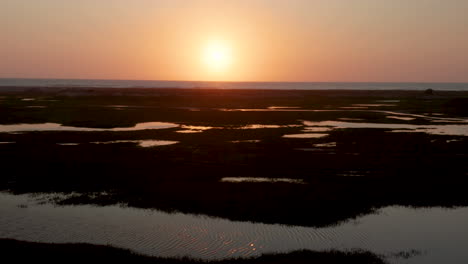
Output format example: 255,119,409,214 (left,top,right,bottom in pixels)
1,0,468,82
